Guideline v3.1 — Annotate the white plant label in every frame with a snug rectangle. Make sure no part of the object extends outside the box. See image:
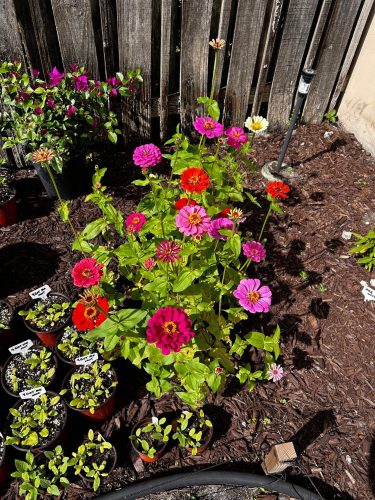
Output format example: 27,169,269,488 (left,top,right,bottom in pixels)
20,386,46,400
298,80,310,95
360,281,375,302
9,339,33,355
29,285,51,301
341,230,352,240
75,352,98,366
